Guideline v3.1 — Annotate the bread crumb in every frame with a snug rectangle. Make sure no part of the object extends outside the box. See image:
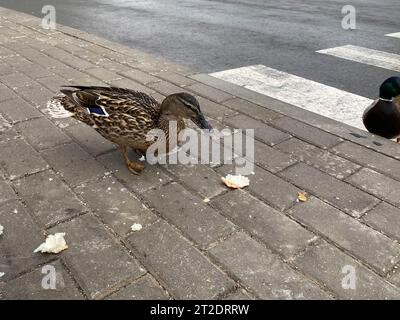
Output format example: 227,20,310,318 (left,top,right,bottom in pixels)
34,233,68,254
131,223,143,231
297,191,308,202
221,174,250,189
